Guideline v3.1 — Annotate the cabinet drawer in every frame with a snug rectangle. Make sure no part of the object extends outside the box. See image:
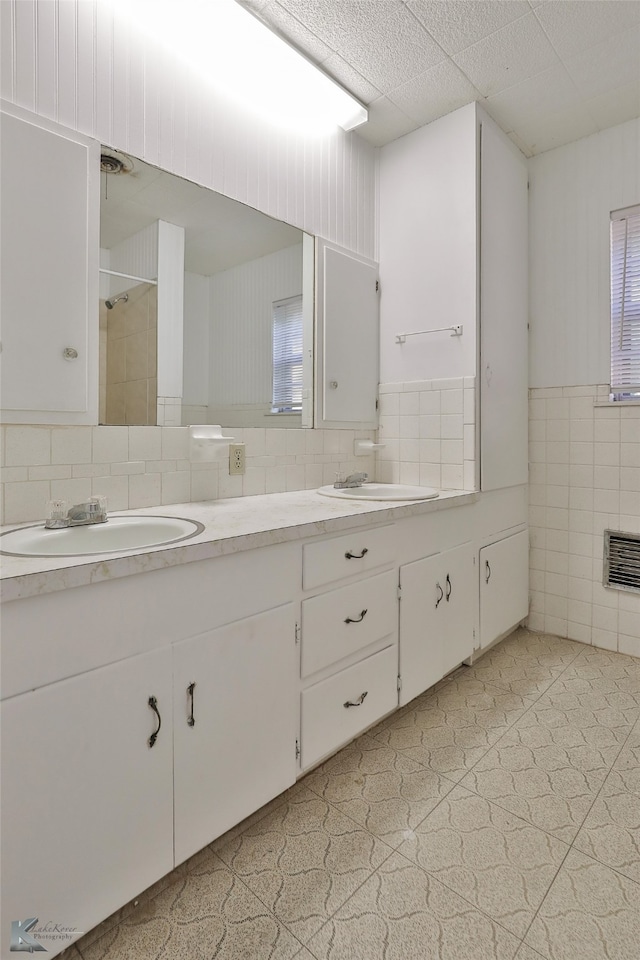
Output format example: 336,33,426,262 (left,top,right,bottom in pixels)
301,645,398,770
301,571,397,678
303,525,396,590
